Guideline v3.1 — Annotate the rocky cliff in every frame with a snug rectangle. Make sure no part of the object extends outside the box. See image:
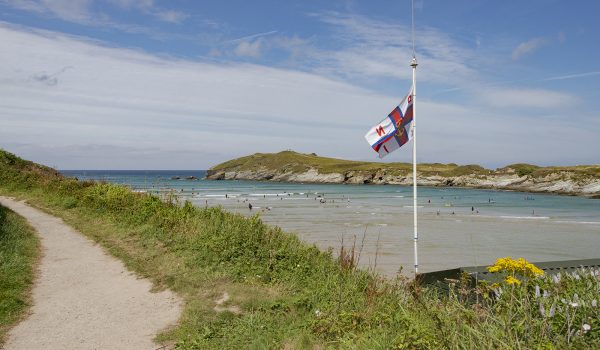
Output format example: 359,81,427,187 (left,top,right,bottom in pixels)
206,151,600,197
